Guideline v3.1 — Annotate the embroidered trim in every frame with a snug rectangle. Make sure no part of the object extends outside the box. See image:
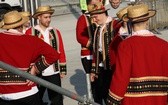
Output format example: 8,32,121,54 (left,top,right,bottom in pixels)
107,95,120,105
50,29,59,72
35,58,49,72
125,92,167,97
0,70,26,83
130,76,168,82
60,64,67,73
109,90,123,101
107,90,123,105
125,76,168,97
